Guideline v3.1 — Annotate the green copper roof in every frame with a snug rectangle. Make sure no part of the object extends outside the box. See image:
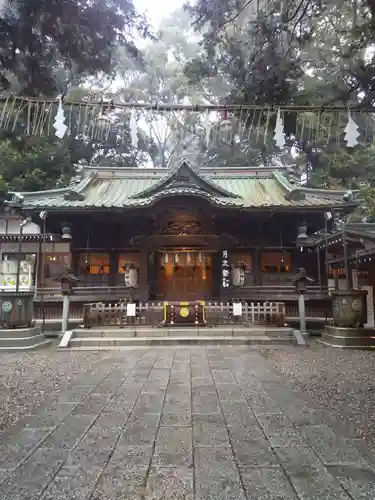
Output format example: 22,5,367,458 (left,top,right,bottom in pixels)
18,160,352,211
